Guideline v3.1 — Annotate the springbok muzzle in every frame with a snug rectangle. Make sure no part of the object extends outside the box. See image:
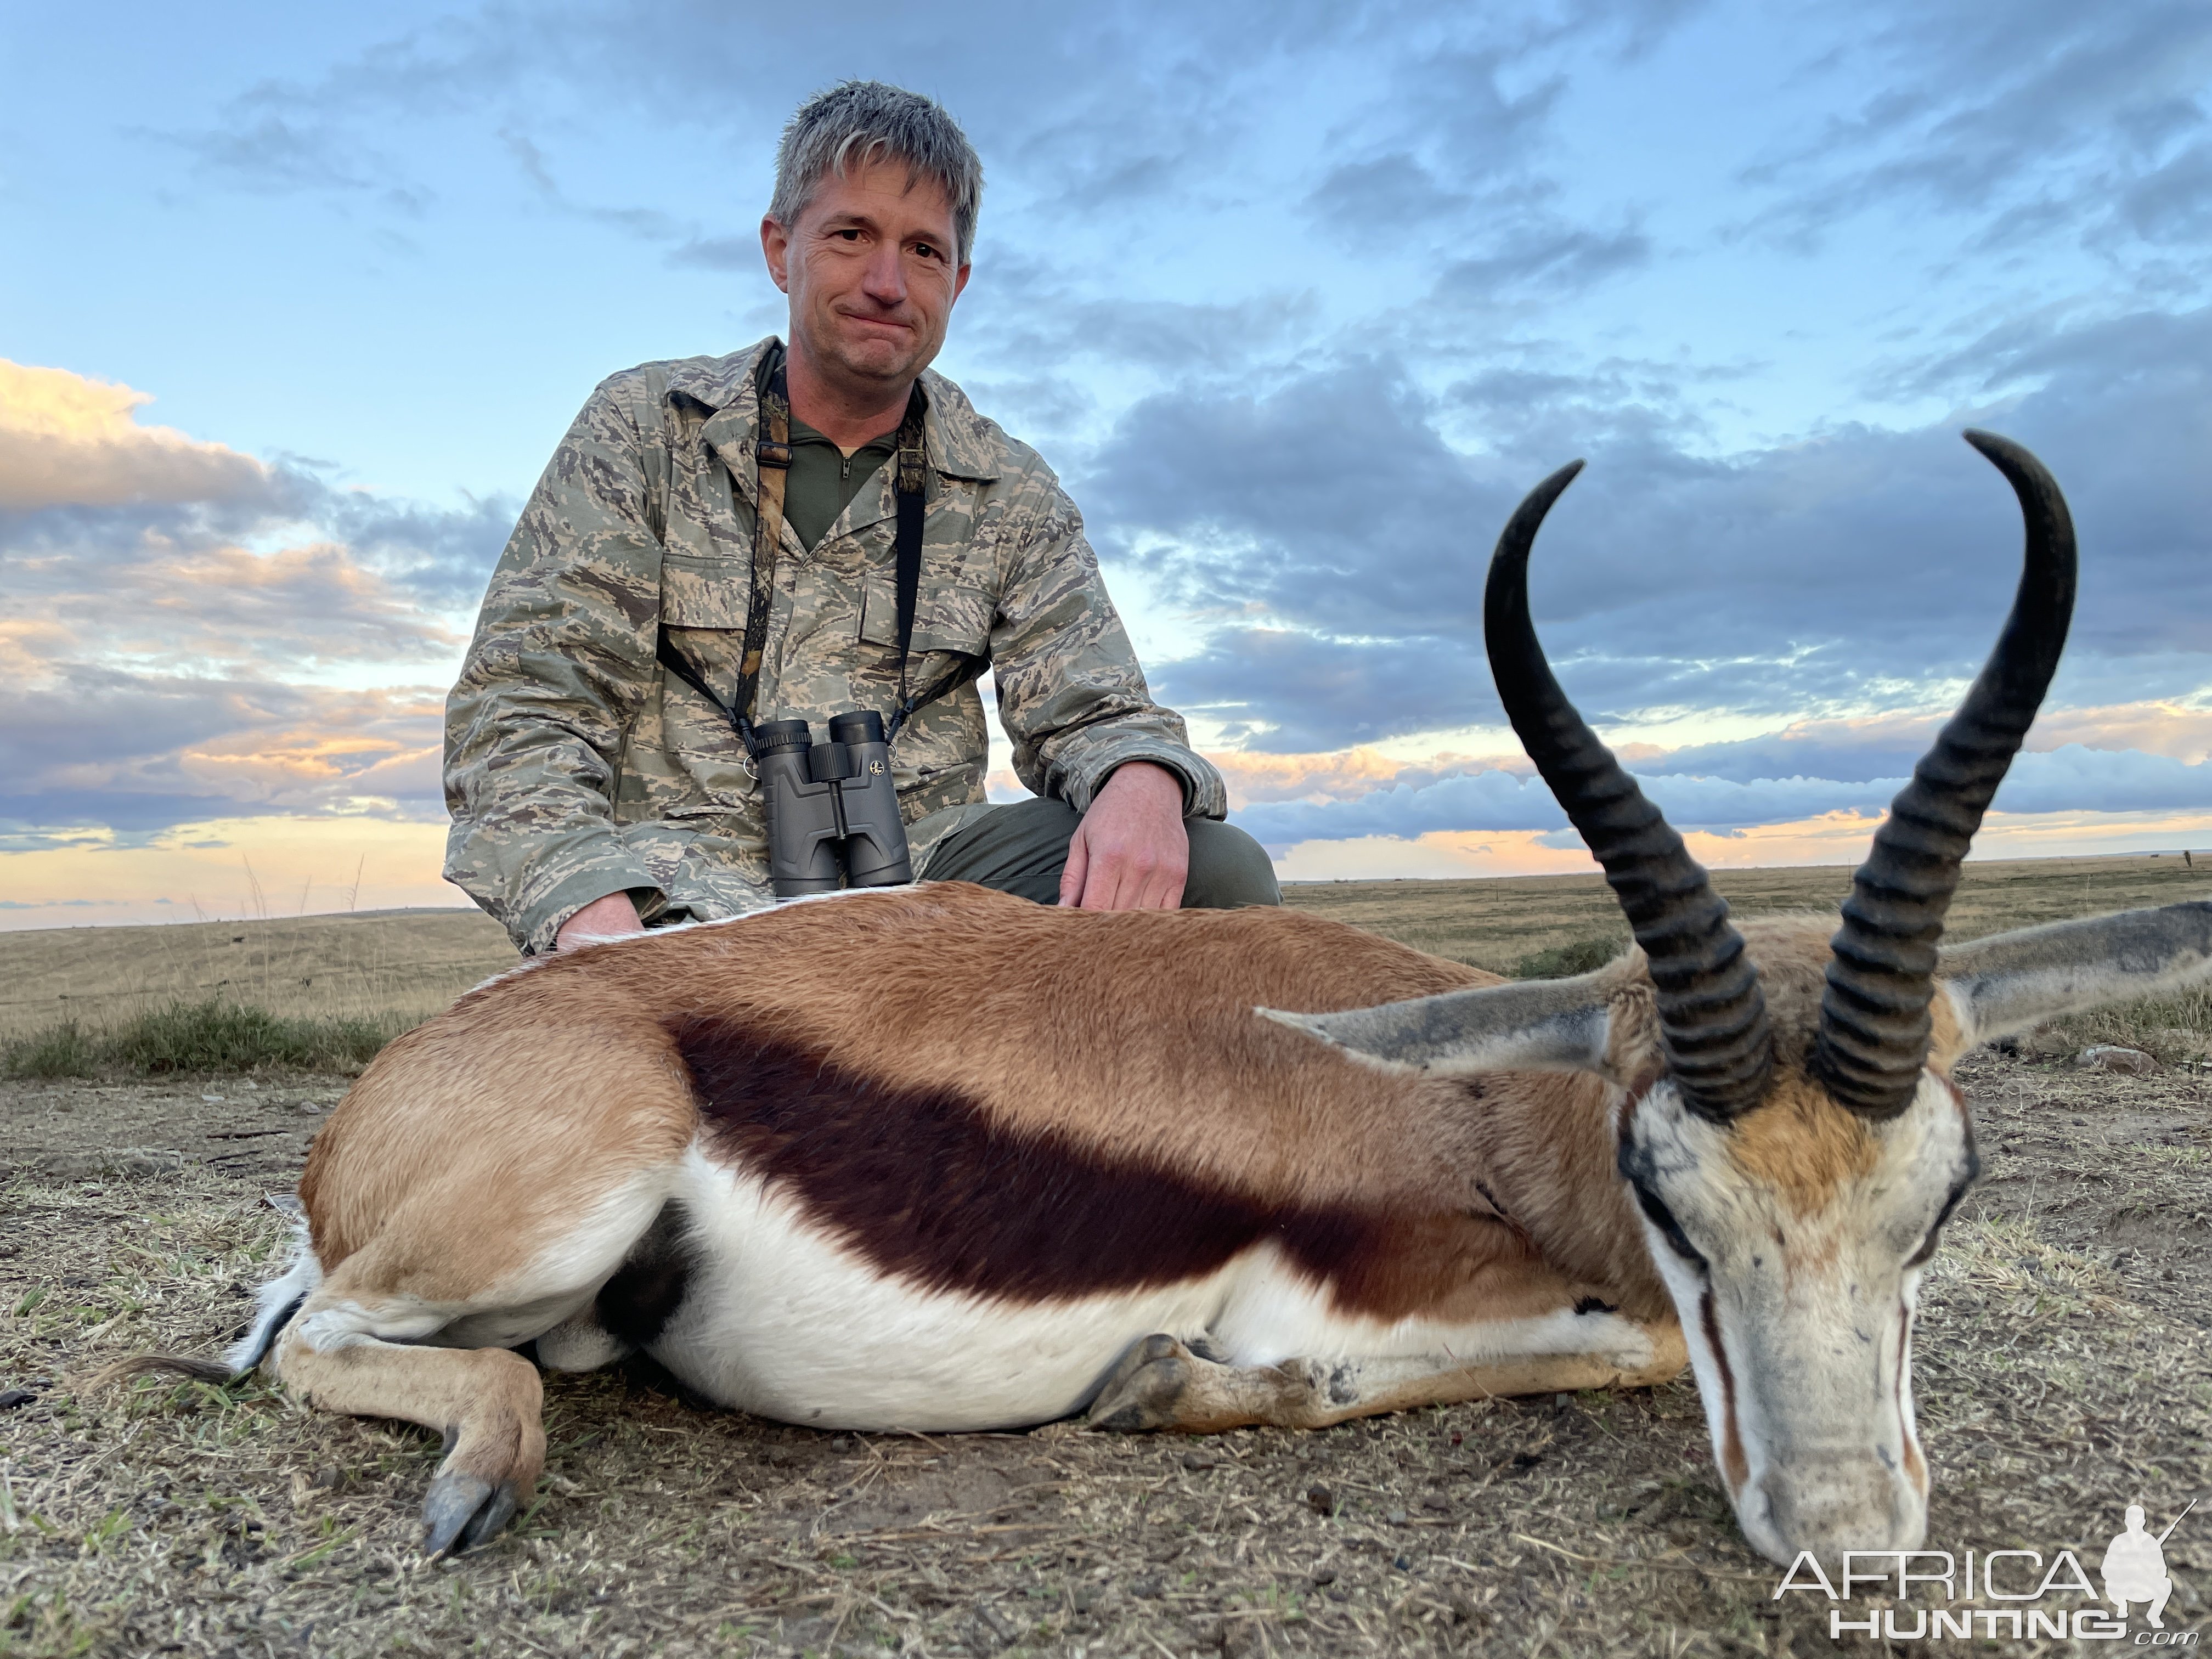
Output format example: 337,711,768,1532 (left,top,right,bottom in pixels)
1750,1452,1927,1561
